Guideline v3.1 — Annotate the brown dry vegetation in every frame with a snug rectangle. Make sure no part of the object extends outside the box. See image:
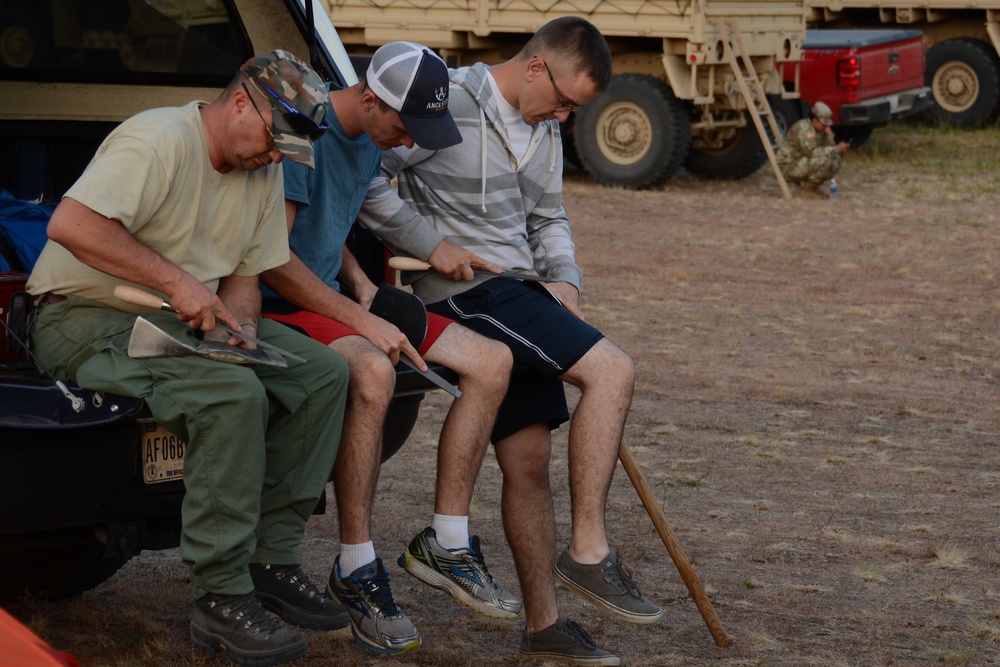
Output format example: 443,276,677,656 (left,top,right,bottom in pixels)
7,124,1000,666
